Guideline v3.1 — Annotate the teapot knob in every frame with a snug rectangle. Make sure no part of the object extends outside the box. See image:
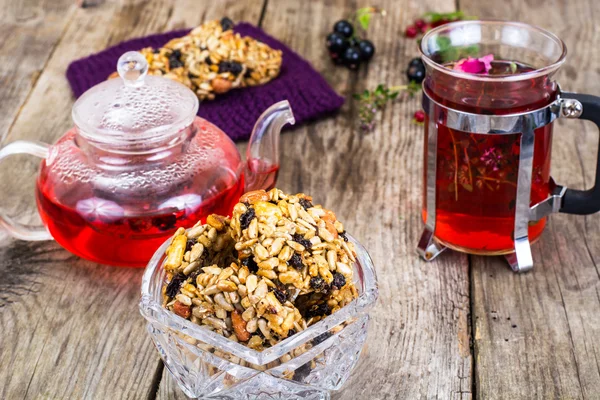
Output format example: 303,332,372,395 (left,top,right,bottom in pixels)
117,51,148,87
